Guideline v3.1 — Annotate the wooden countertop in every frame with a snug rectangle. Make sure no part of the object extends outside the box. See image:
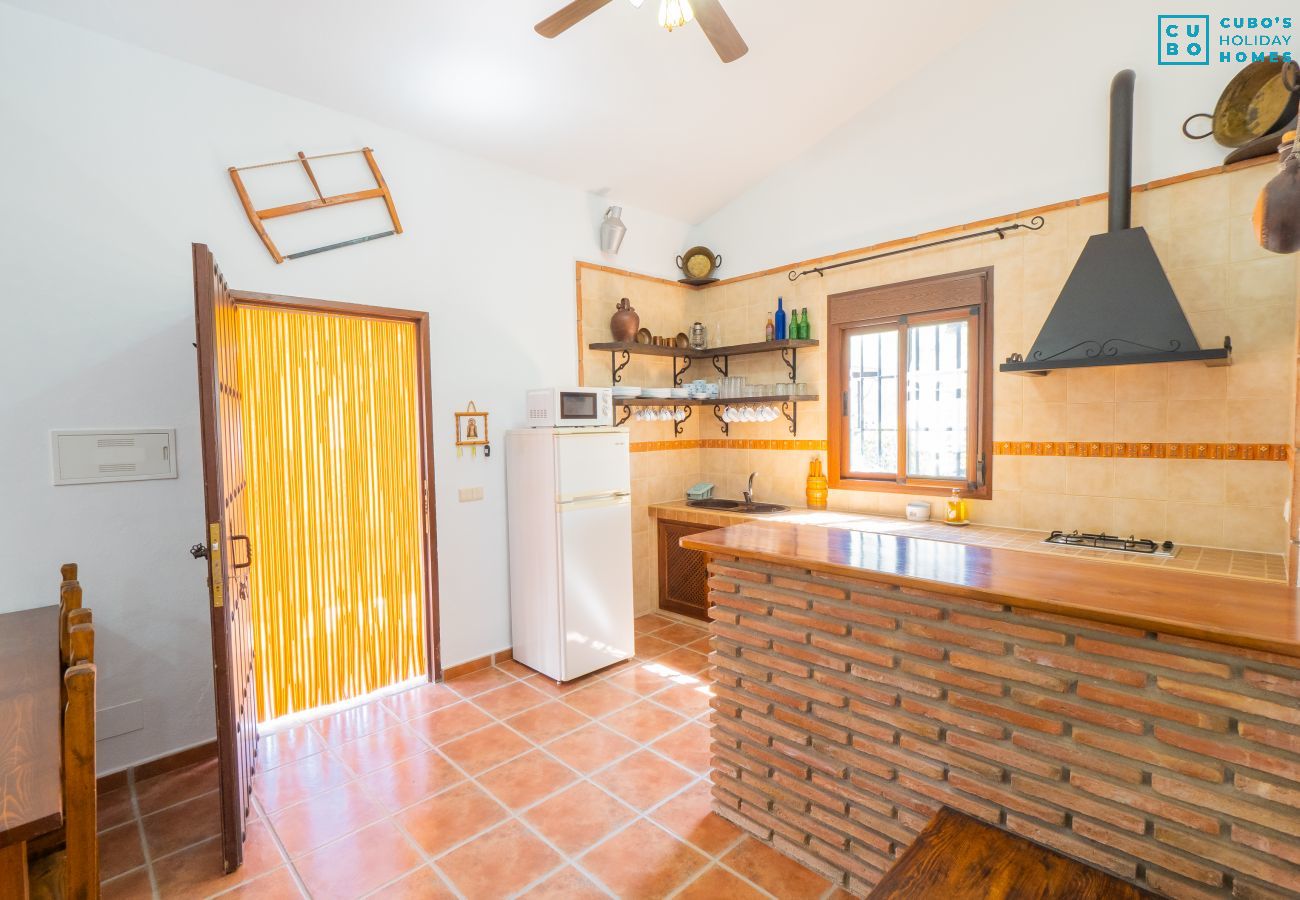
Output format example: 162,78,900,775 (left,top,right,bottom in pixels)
0,606,63,847
681,521,1300,658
